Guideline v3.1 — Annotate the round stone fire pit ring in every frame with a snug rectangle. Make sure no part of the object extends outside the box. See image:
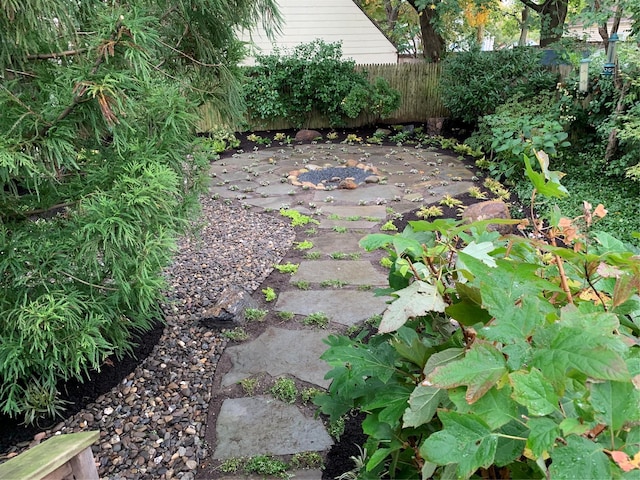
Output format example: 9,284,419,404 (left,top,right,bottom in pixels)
288,163,381,190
